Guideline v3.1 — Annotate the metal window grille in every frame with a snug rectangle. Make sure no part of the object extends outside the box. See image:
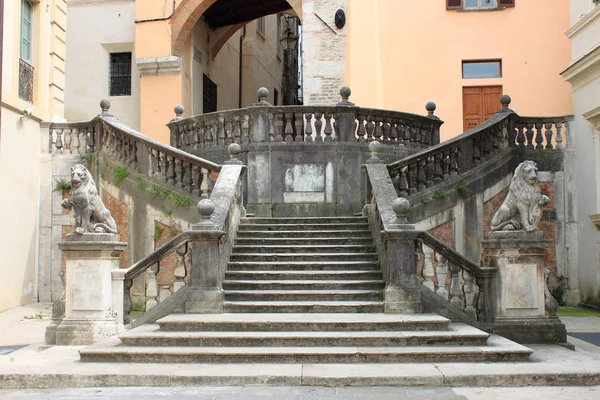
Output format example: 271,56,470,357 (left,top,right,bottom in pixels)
203,74,218,113
19,58,34,103
109,52,132,96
